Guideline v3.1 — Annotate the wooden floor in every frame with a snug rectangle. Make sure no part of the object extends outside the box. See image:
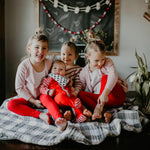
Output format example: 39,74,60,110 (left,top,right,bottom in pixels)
0,92,150,150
